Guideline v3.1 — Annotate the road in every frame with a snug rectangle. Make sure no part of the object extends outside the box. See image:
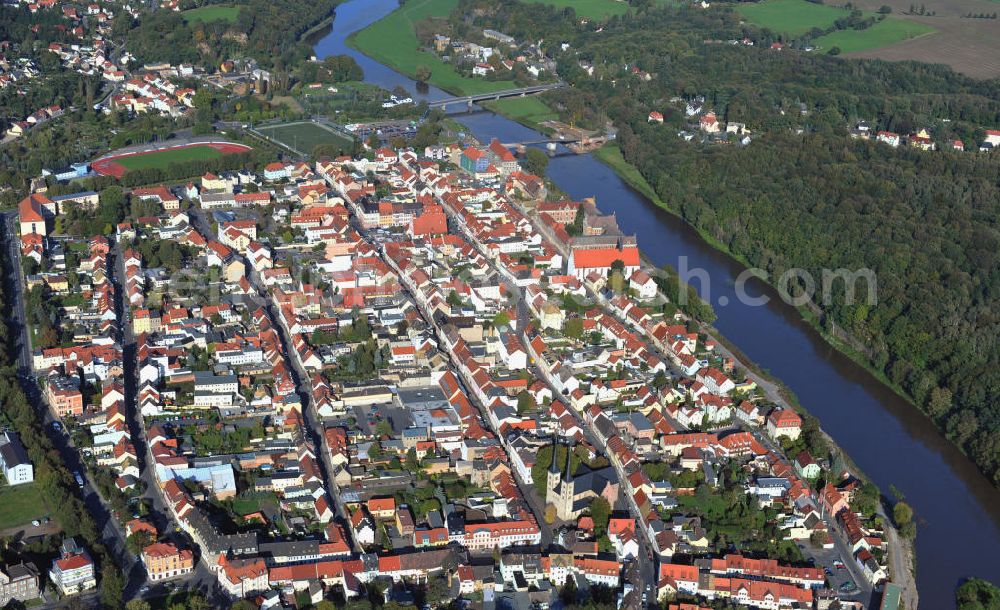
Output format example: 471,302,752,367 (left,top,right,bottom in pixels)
0,212,141,591
107,236,223,602
185,206,360,552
